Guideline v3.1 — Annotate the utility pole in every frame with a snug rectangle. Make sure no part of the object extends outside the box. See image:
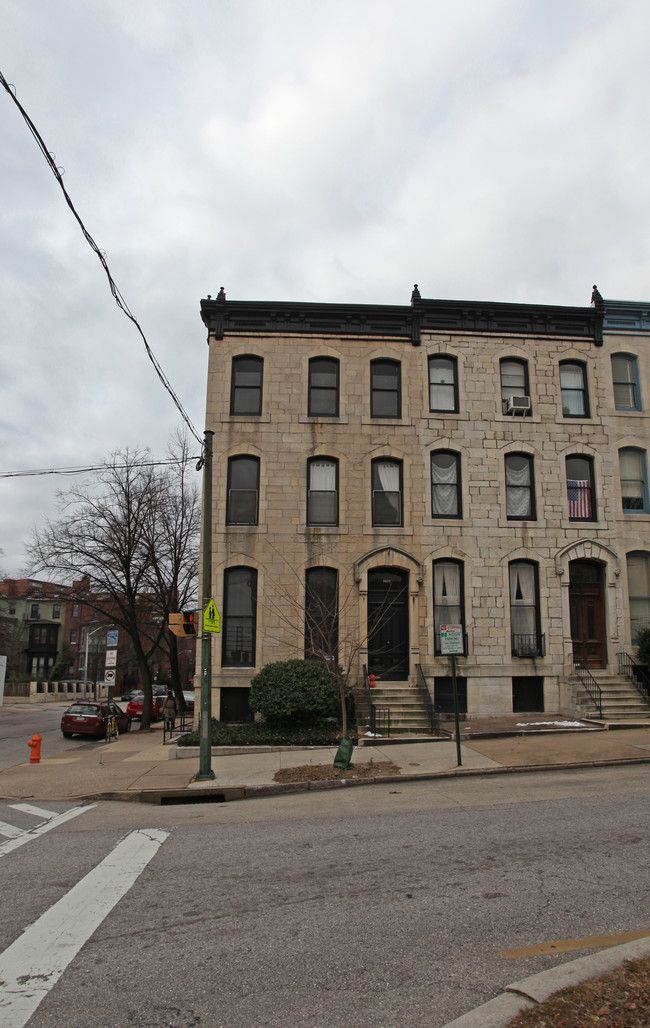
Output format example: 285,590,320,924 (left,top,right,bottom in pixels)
196,429,215,781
